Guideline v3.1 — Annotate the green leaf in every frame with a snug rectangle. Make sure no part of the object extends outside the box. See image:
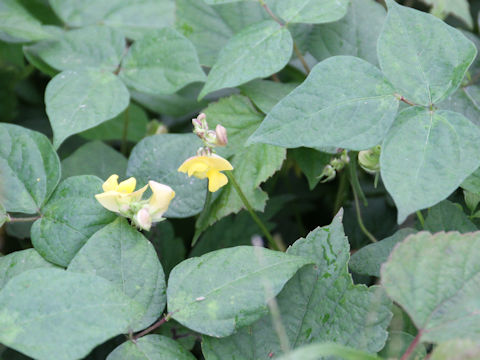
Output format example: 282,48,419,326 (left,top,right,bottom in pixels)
0,204,6,228
127,134,206,218
239,80,298,114
80,103,148,142
49,0,175,40
0,123,60,214
462,166,480,194
248,56,399,150
203,213,392,358
119,28,205,96
29,25,125,72
175,0,232,67
290,148,331,190
45,69,130,148
0,268,143,360
349,228,416,277
381,231,480,342
199,20,293,99
269,0,349,24
68,218,166,331
380,107,480,223
275,343,380,360
31,175,117,267
196,95,285,229
0,249,57,289
419,0,473,29
0,0,52,41
430,339,480,360
61,141,127,180
424,200,477,233
167,246,311,337
157,320,197,351
107,335,195,360
308,0,386,65
377,0,477,106
439,85,480,128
